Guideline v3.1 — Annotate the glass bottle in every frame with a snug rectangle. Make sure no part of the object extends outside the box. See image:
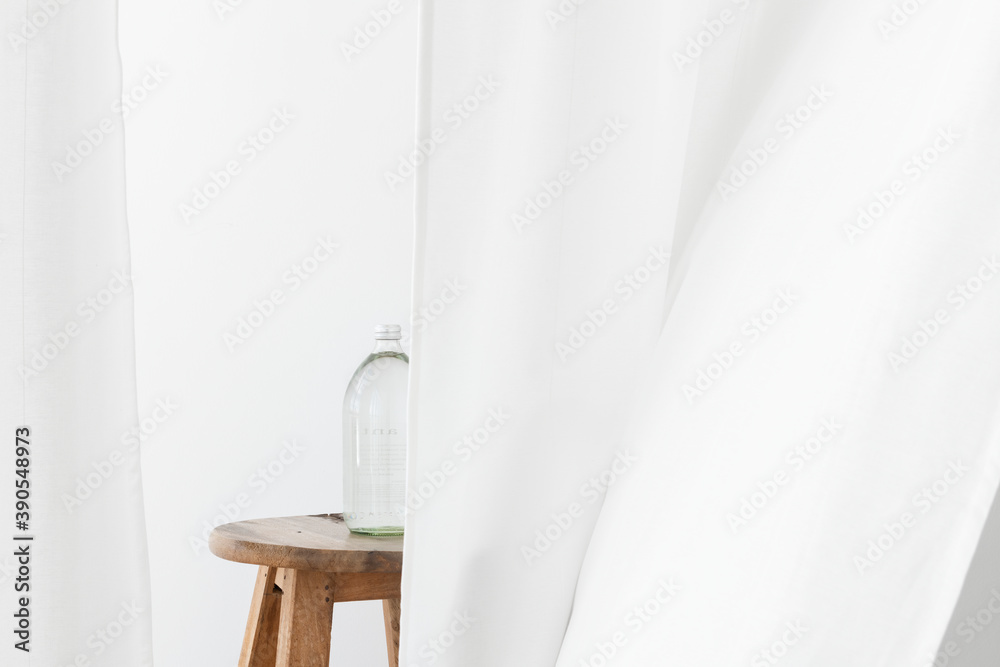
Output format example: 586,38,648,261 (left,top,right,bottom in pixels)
342,324,408,535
